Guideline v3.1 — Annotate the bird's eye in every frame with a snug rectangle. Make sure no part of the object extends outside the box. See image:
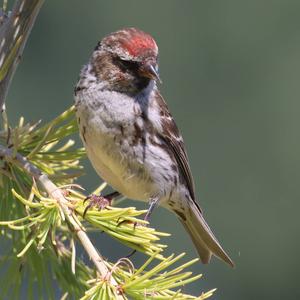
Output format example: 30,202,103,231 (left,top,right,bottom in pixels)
112,55,140,72
118,59,139,70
